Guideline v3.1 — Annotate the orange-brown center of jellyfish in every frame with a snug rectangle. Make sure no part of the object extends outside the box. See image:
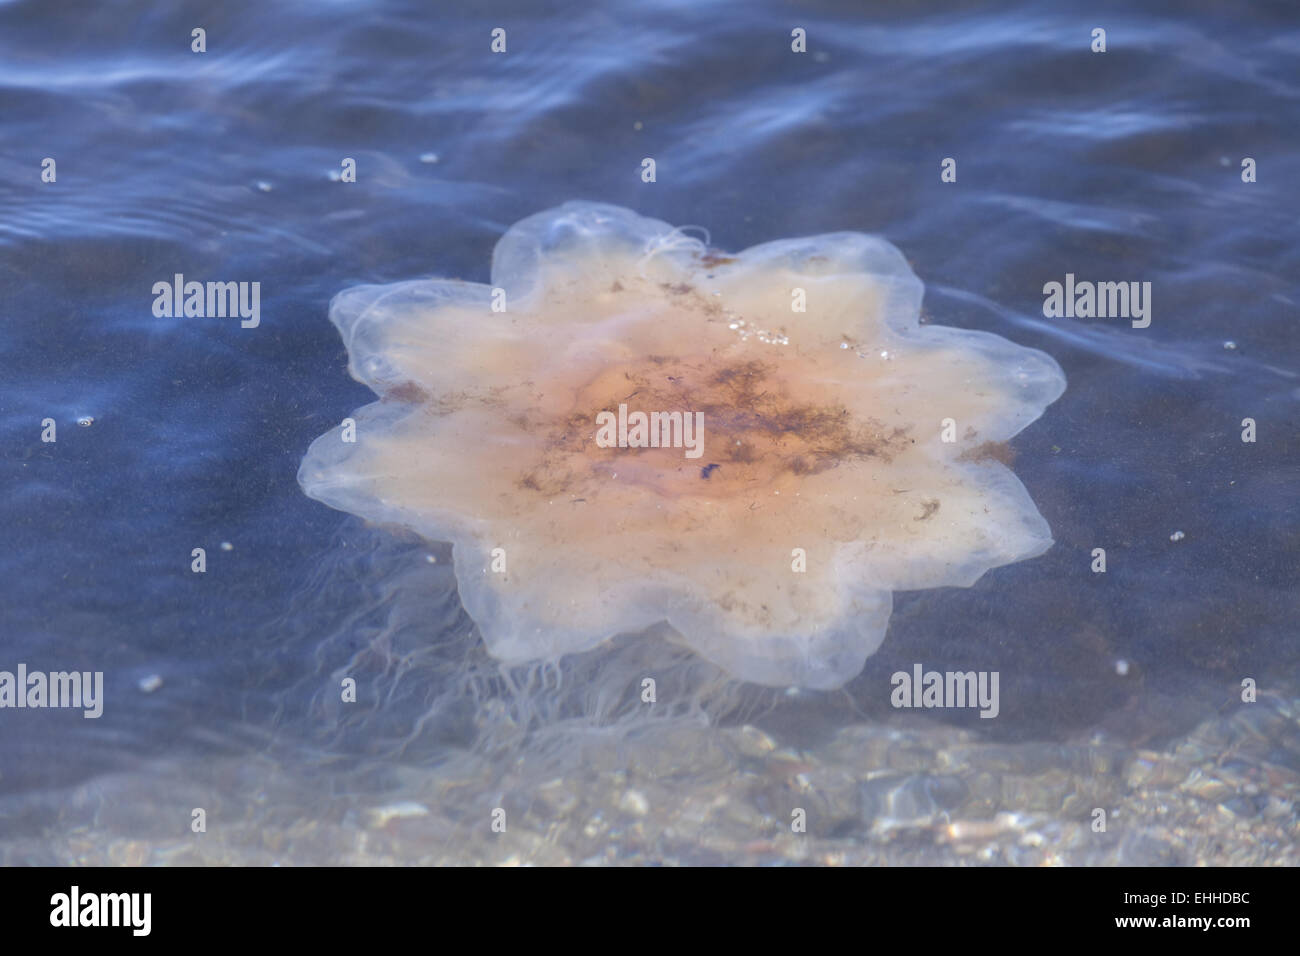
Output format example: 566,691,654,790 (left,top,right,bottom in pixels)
513,341,913,501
